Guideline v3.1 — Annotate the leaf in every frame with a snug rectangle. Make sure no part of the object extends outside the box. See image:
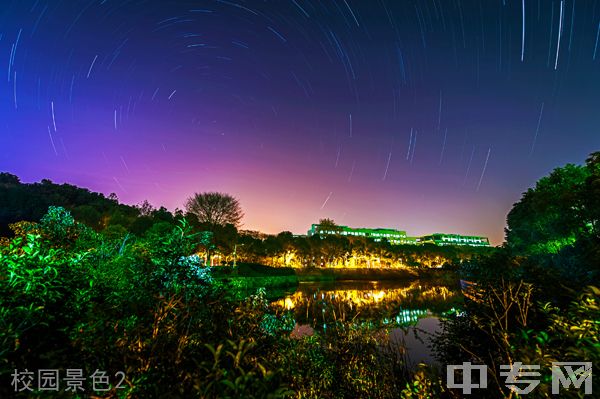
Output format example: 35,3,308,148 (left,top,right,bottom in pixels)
589,286,600,296
221,380,237,390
